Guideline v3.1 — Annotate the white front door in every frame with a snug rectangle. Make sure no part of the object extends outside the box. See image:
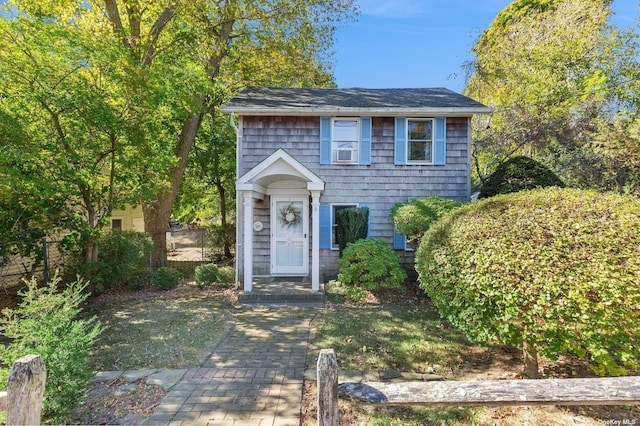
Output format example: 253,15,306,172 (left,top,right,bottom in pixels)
271,196,309,275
